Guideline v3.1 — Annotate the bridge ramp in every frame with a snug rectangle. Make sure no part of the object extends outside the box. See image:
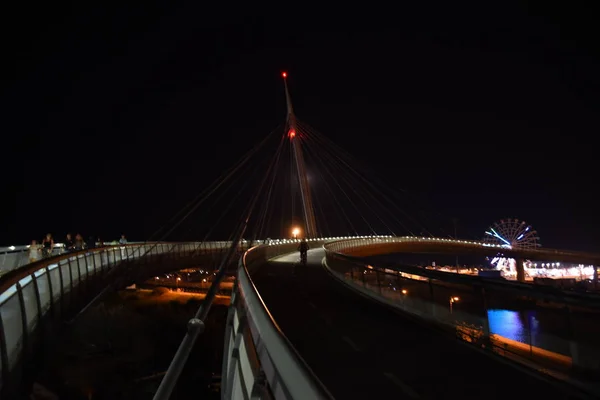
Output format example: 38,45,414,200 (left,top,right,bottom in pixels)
251,249,575,399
